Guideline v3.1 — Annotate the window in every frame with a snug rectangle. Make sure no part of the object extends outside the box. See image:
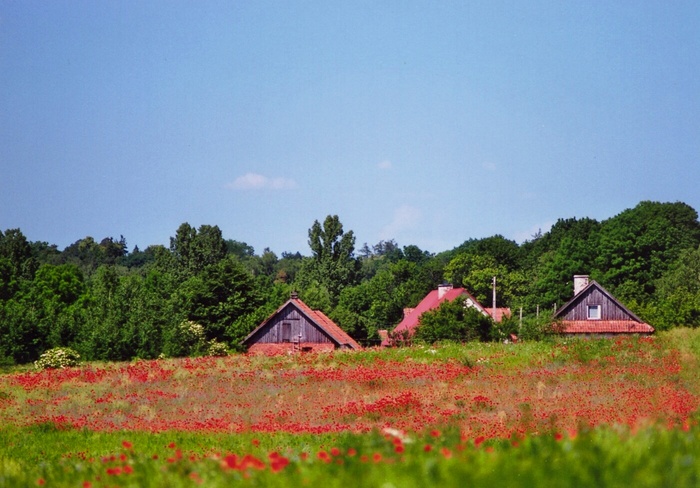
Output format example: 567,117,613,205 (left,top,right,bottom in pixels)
587,305,601,320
